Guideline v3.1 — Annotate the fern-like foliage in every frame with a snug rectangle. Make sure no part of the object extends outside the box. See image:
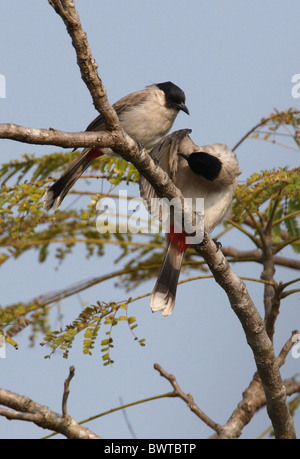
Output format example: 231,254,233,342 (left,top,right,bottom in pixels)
41,301,145,365
251,108,300,149
232,167,300,252
0,152,139,267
